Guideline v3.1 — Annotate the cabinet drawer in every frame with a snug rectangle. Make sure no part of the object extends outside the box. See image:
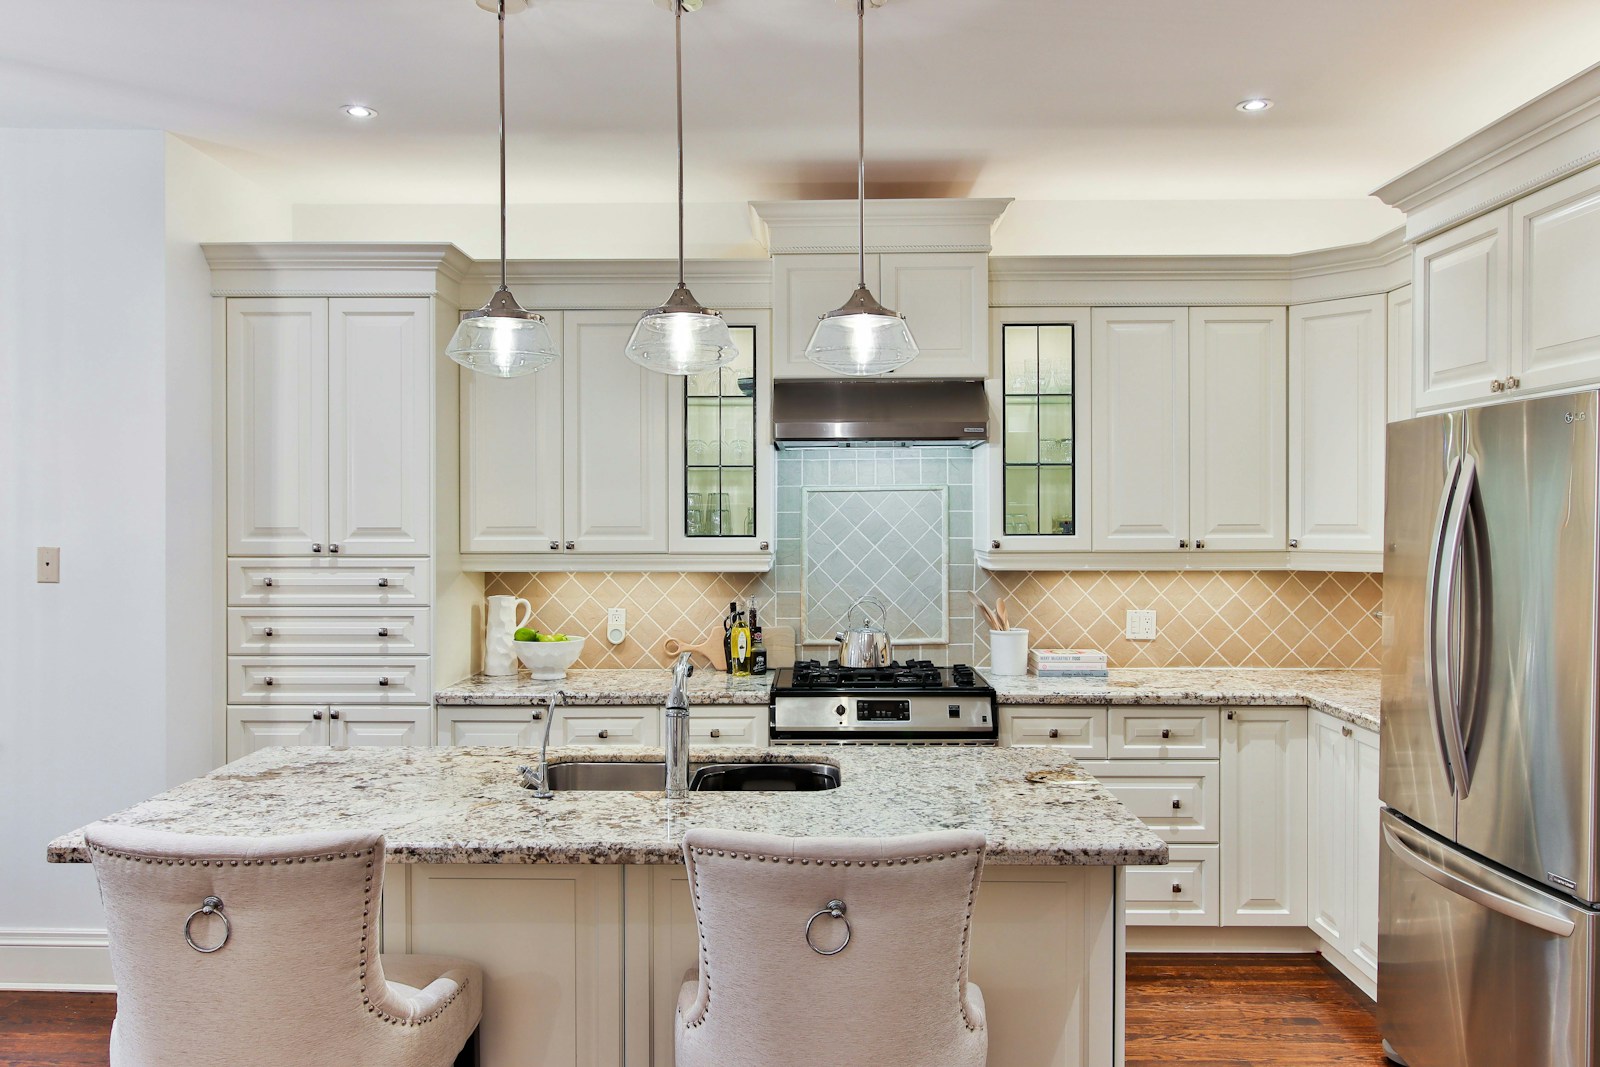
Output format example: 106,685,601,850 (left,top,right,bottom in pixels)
228,657,431,704
1108,706,1220,758
228,558,431,607
1077,760,1220,843
551,707,661,747
228,608,431,656
689,709,768,747
436,706,544,748
1124,845,1220,927
1000,706,1108,757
